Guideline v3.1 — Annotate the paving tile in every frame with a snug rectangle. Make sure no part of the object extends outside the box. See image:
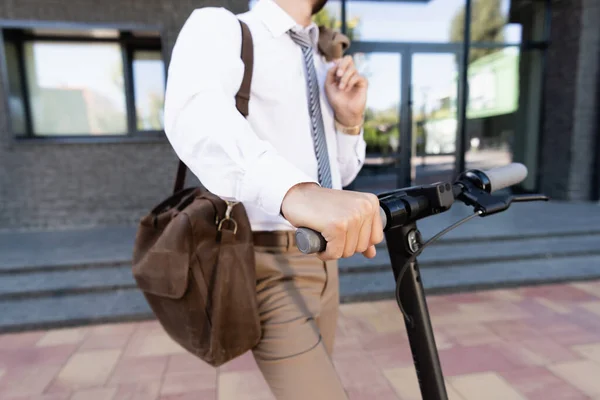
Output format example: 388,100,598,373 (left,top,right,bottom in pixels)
332,335,365,357
517,338,580,364
122,328,186,358
480,288,525,303
337,316,378,338
219,351,259,373
79,323,137,351
449,371,526,400
358,331,410,353
0,343,79,369
527,317,599,347
106,355,168,386
0,331,46,350
548,360,600,397
364,311,407,334
160,390,217,400
333,352,390,389
428,301,462,318
534,297,574,314
520,284,599,302
571,342,600,364
70,387,117,400
456,301,532,323
581,301,600,317
371,299,406,314
570,282,600,299
112,382,161,400
432,301,531,326
437,344,526,377
484,341,547,367
8,394,72,400
160,371,217,396
345,383,400,400
339,302,380,317
48,349,121,392
36,328,88,347
382,367,463,400
367,346,416,370
0,364,63,398
440,323,503,347
498,366,588,400
217,370,274,400
167,353,216,375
